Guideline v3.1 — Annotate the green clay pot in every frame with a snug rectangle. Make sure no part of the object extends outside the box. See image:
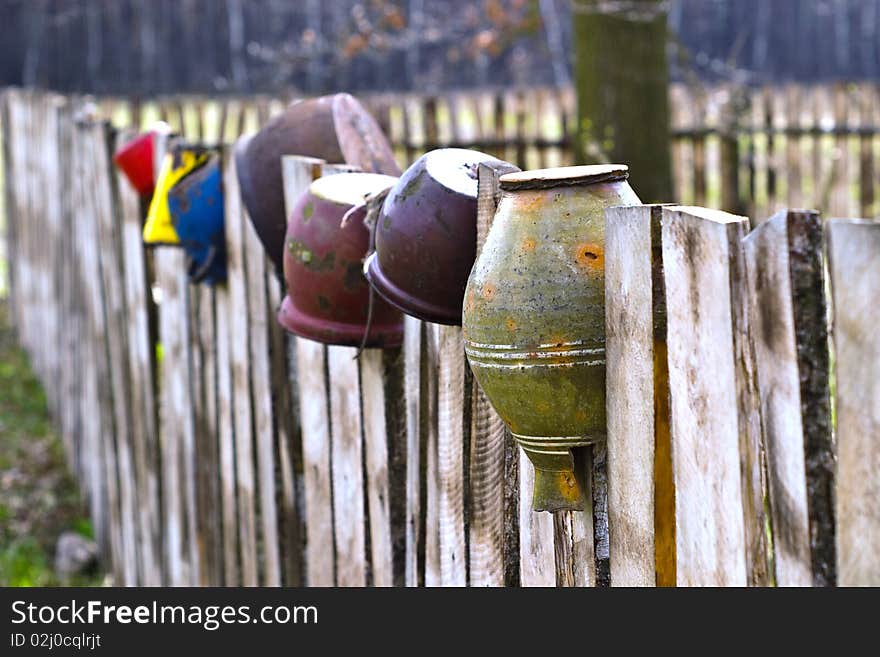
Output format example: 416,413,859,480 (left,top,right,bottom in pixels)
463,165,641,512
